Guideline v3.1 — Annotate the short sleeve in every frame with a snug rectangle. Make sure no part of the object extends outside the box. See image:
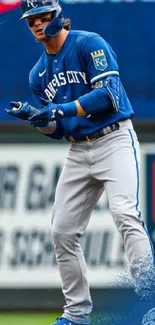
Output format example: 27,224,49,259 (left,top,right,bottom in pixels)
80,34,119,85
